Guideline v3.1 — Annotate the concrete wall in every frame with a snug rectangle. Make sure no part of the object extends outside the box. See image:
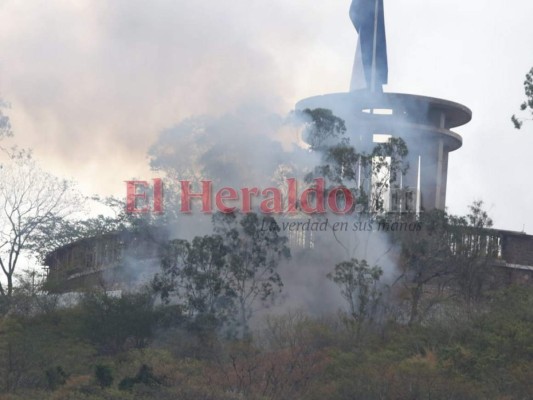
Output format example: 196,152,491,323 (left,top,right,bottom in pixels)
501,232,533,266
